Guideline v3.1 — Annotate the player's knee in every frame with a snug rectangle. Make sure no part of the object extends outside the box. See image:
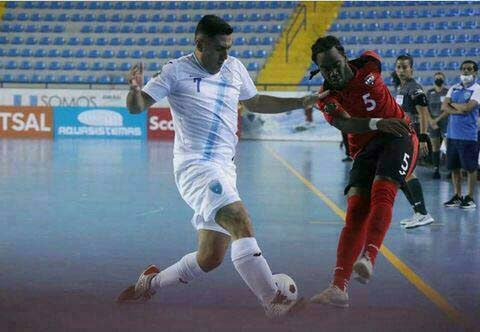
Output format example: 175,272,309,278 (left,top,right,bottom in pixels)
216,204,253,239
197,249,225,272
